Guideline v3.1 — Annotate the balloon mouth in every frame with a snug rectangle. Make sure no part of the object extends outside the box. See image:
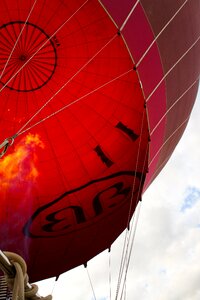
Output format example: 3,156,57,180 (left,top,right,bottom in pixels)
0,21,57,92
